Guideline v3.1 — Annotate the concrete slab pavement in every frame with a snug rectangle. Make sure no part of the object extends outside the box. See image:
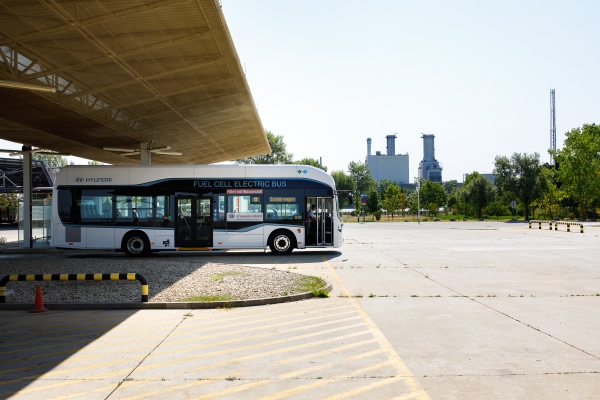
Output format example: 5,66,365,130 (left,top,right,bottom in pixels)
0,221,599,398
